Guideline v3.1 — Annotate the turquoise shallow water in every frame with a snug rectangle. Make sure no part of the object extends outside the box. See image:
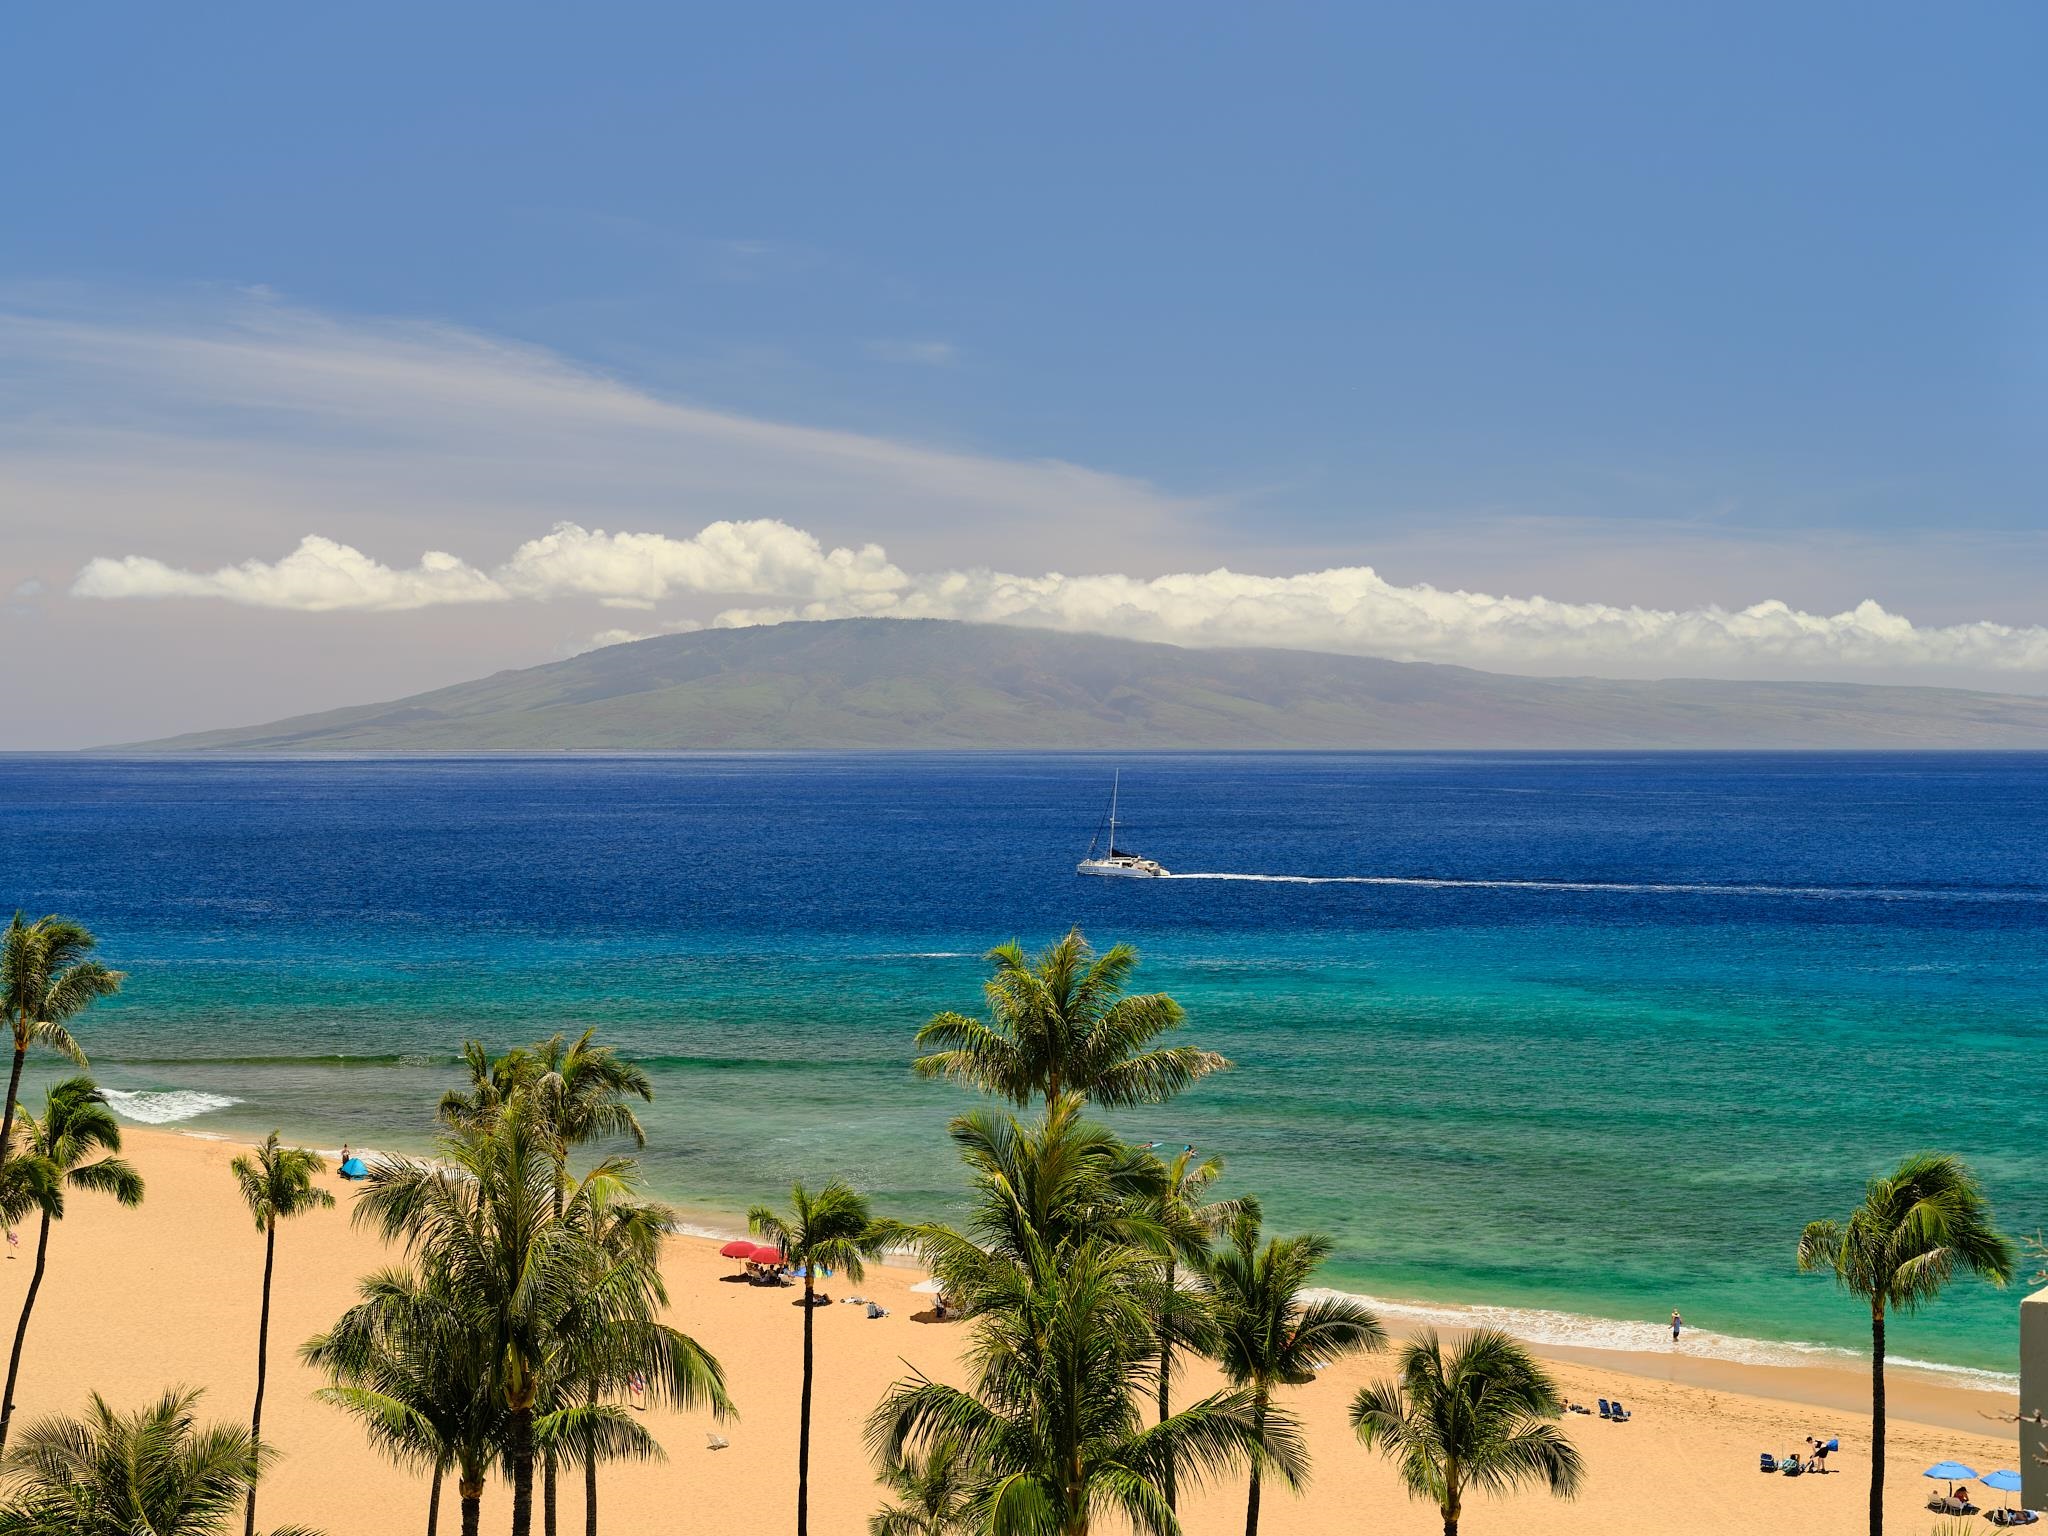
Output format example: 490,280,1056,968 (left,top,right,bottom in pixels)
4,752,2044,1379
